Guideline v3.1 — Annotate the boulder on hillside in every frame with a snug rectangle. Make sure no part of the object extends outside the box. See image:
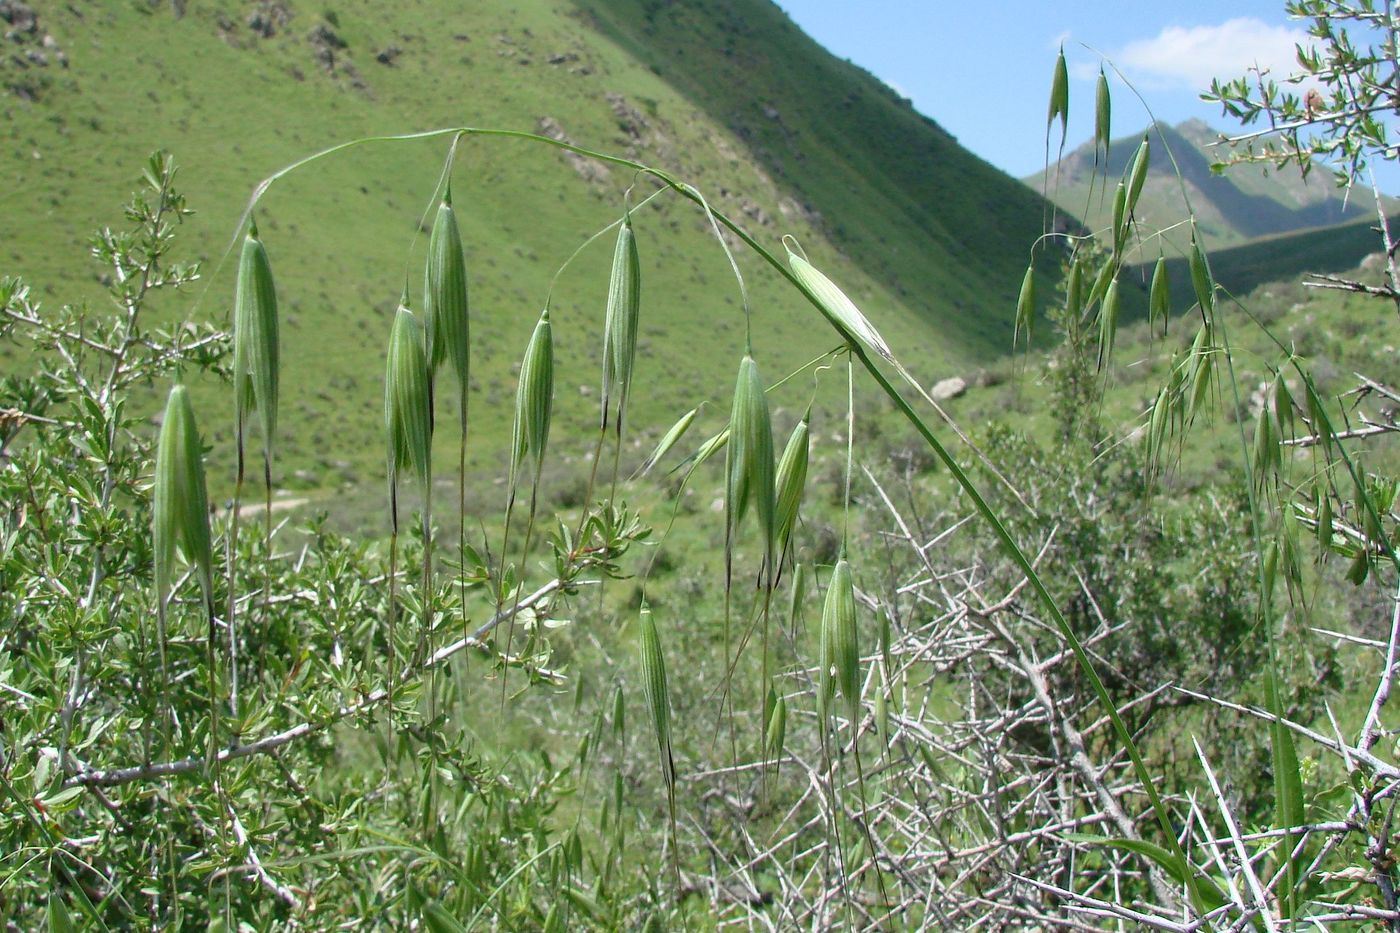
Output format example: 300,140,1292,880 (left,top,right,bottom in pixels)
931,376,967,401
